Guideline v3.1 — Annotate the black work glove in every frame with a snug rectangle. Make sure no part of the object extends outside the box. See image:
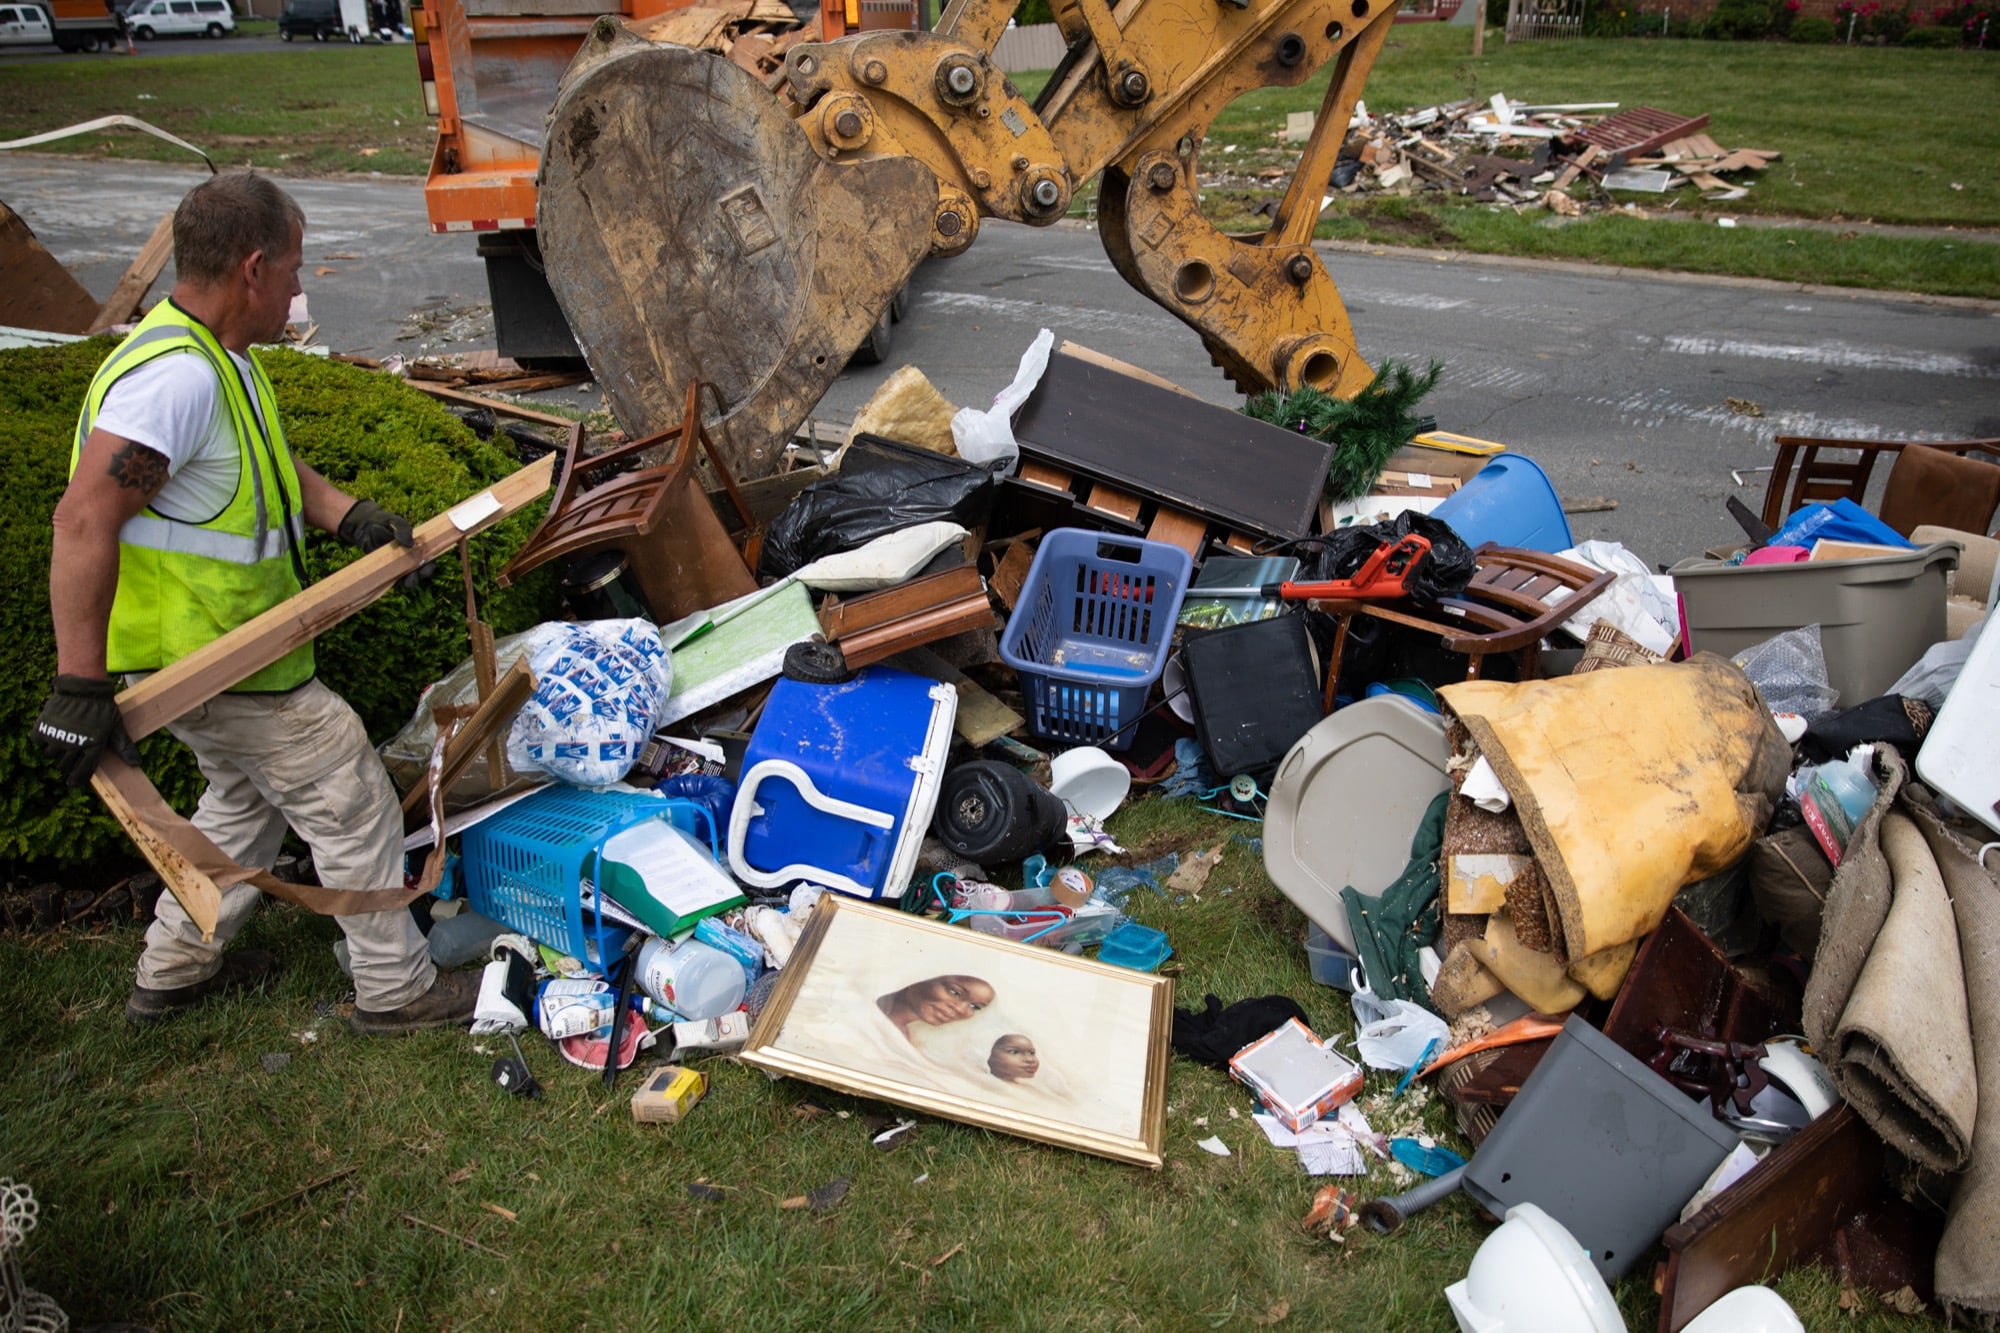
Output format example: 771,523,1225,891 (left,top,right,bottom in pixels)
337,498,435,589
35,675,142,789
337,498,414,553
